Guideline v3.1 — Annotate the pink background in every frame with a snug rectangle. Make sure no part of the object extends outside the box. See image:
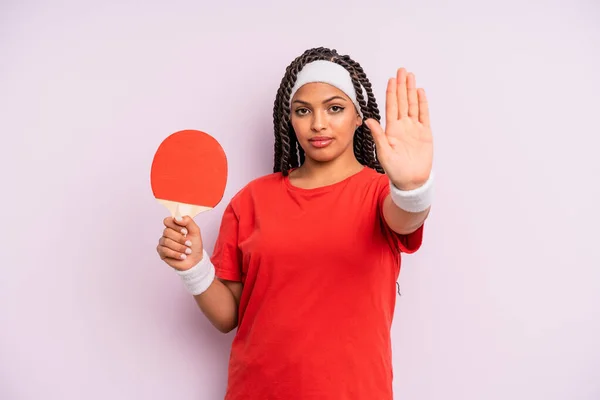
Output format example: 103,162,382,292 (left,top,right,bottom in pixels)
1,0,599,399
